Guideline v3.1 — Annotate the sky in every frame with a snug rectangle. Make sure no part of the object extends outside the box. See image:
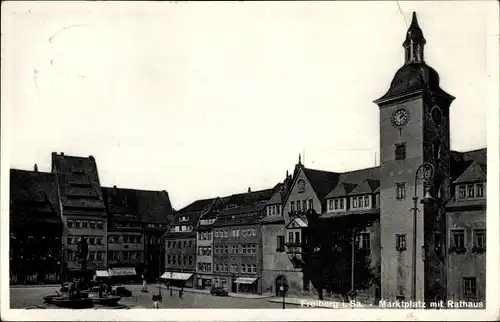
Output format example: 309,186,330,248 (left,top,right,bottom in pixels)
1,1,496,210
